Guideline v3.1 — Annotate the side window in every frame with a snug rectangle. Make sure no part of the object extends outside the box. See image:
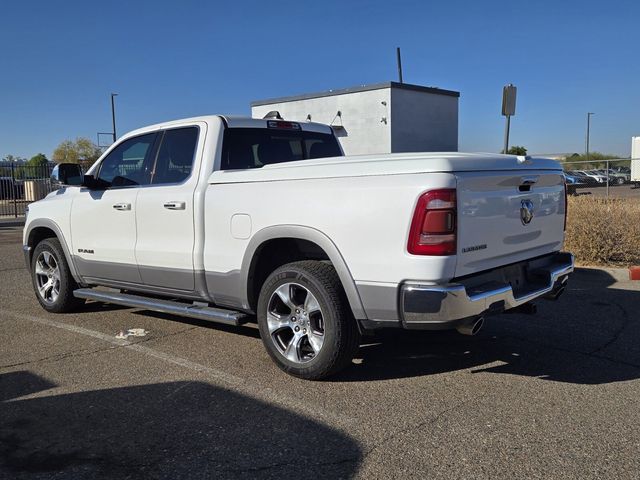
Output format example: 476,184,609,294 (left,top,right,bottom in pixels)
151,127,198,185
97,133,157,186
